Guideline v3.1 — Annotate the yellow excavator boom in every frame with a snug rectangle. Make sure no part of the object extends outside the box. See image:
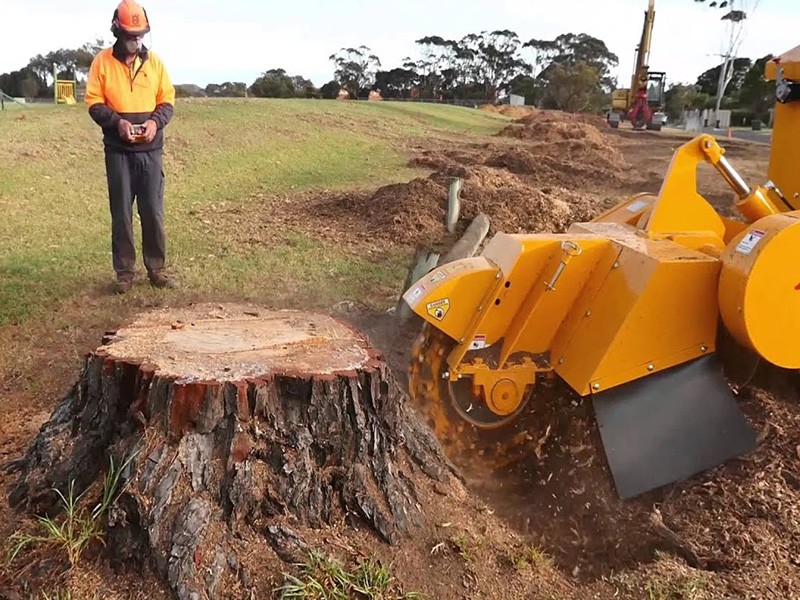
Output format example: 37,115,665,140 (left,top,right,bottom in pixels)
631,0,656,100
610,0,664,129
